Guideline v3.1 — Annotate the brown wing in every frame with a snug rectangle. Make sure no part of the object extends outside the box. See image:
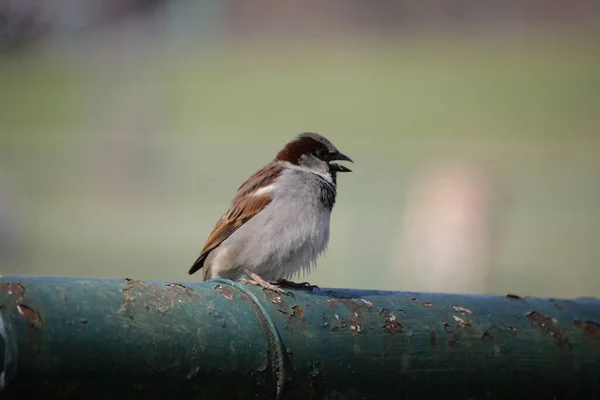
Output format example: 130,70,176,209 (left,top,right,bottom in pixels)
188,164,282,275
